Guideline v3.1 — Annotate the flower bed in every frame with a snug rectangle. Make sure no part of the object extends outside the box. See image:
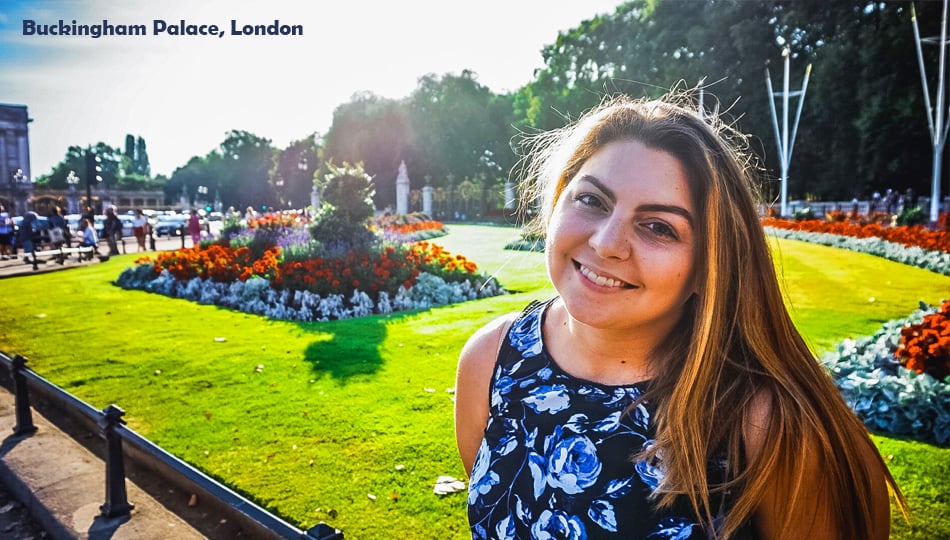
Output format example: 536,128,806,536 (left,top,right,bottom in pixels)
370,212,447,242
821,300,950,446
763,217,950,276
761,217,950,253
116,216,503,321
